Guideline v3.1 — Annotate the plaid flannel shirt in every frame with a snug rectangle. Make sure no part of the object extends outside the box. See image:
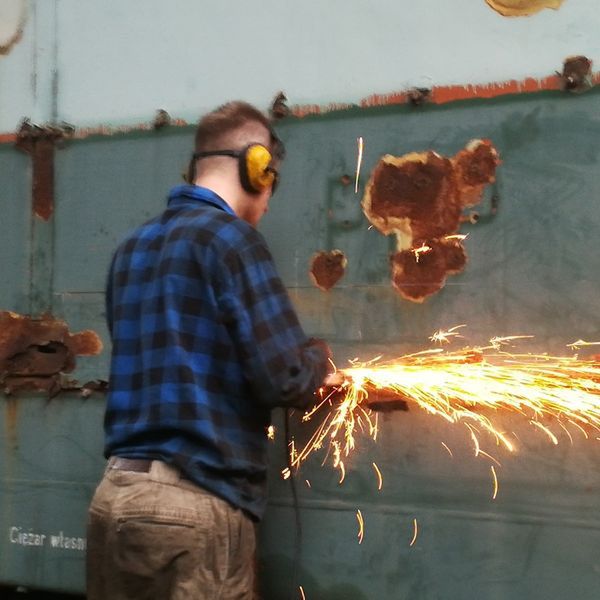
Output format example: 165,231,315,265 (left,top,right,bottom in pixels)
104,184,329,519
